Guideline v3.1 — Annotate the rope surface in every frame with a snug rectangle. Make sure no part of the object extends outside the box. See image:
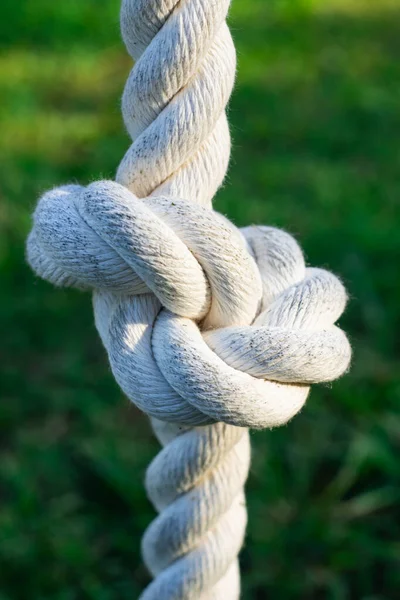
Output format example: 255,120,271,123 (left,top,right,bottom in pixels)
26,0,351,597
